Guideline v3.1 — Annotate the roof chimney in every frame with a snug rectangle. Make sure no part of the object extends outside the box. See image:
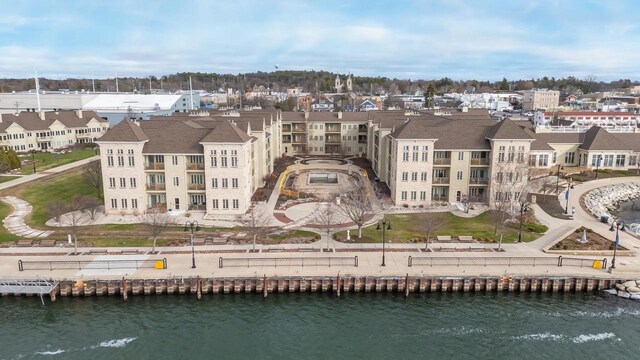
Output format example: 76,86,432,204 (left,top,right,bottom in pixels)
304,110,309,120
462,106,468,113
338,111,343,119
39,111,46,120
76,110,83,118
0,114,2,123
